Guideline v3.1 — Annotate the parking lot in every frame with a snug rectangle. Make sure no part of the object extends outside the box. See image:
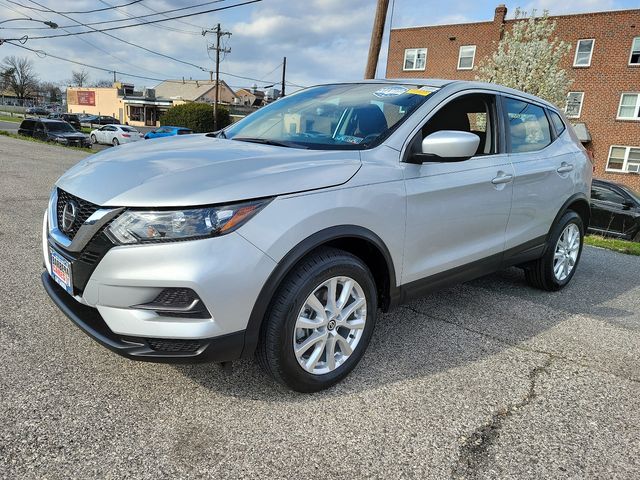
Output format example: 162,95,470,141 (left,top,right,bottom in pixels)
0,134,638,479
